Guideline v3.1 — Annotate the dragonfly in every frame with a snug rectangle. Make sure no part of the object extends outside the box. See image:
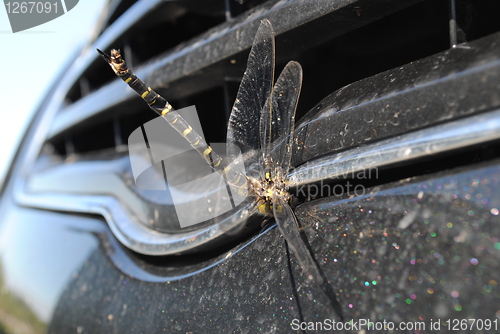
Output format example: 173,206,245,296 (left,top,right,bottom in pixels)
98,19,342,320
